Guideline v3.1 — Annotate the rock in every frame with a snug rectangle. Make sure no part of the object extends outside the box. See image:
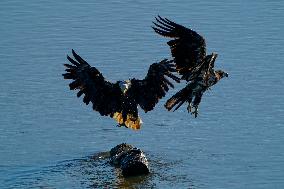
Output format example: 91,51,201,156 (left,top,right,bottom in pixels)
110,143,150,176
110,143,134,166
120,148,149,176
